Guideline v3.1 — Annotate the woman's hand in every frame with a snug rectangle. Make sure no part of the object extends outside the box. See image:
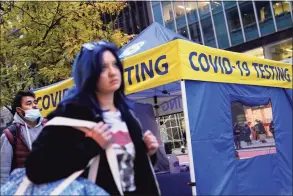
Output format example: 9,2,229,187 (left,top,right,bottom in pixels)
143,130,159,156
79,122,112,149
